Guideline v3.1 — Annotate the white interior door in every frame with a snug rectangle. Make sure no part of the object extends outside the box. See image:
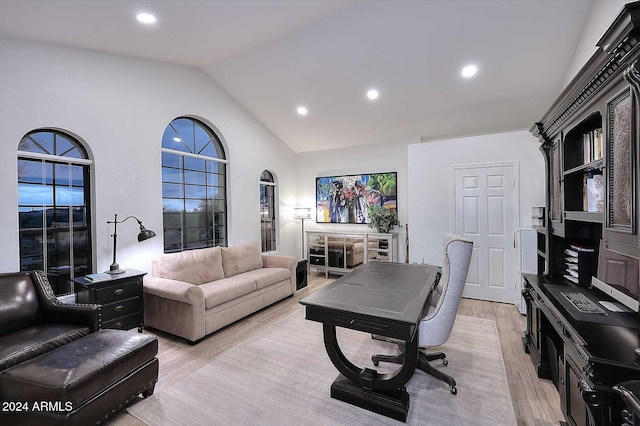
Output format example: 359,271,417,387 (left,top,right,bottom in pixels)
454,164,516,304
